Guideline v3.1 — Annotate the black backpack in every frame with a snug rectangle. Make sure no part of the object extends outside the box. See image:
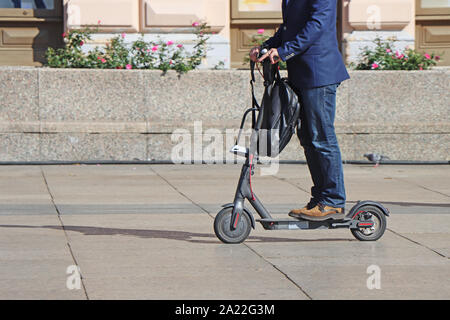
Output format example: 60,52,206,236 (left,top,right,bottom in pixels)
251,60,301,158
